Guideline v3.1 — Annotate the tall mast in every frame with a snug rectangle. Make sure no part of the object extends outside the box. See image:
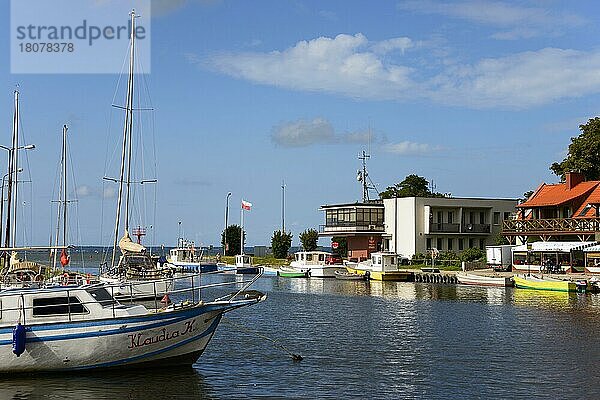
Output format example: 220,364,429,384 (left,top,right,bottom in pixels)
62,125,68,247
4,90,19,249
111,9,136,268
52,124,68,269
